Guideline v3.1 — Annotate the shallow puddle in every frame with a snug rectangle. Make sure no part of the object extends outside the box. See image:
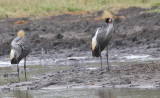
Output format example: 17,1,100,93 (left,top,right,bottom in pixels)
0,64,70,85
1,88,160,98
